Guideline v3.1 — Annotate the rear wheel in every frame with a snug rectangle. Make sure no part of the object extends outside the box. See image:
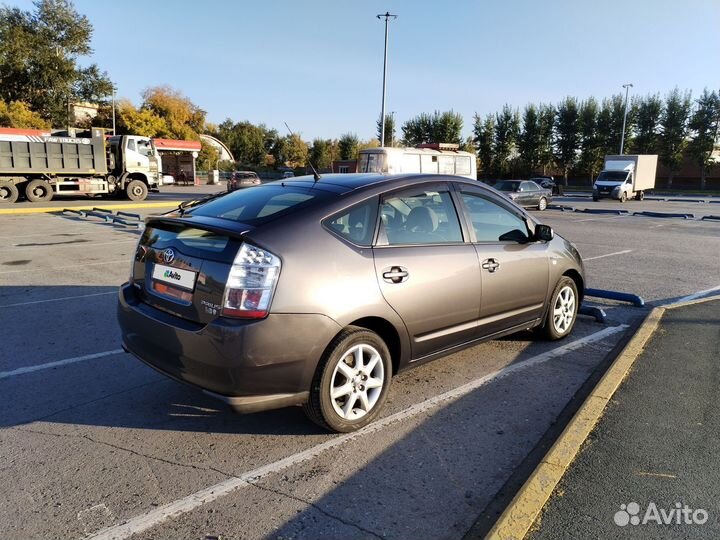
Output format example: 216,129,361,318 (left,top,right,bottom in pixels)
539,277,578,340
303,326,392,433
0,181,19,203
635,190,644,201
25,179,53,203
125,179,148,201
592,194,599,202
538,197,548,211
